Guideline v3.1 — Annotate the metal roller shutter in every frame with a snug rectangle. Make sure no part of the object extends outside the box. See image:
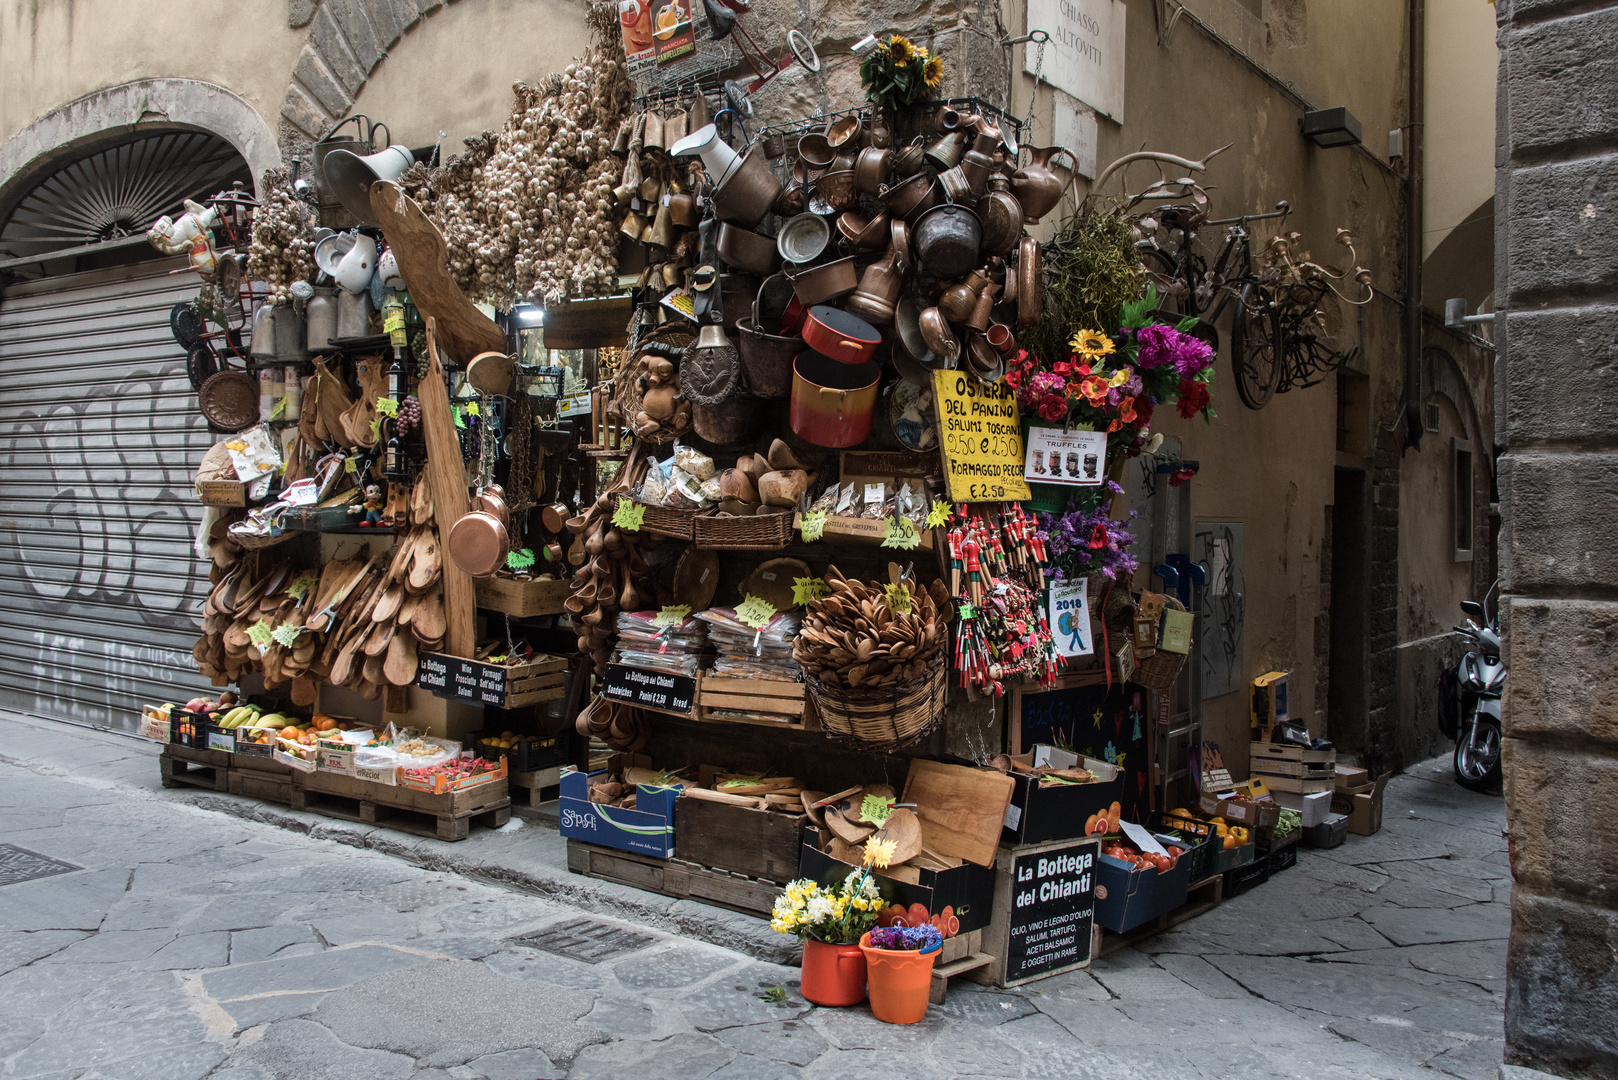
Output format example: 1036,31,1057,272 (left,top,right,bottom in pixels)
0,258,213,729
